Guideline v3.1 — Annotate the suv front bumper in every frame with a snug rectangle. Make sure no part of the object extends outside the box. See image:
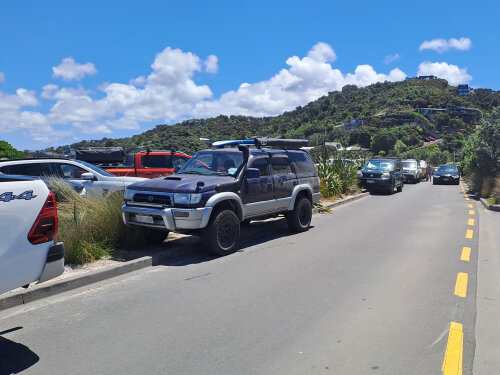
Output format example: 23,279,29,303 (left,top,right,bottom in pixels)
359,177,392,190
121,204,213,231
